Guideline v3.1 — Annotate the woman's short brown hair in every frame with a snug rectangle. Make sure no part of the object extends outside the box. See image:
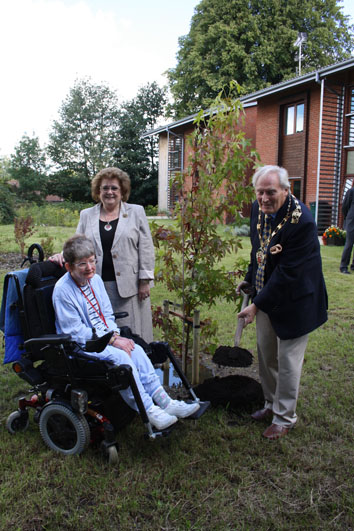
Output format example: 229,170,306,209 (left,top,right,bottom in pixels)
63,234,95,265
91,167,131,202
